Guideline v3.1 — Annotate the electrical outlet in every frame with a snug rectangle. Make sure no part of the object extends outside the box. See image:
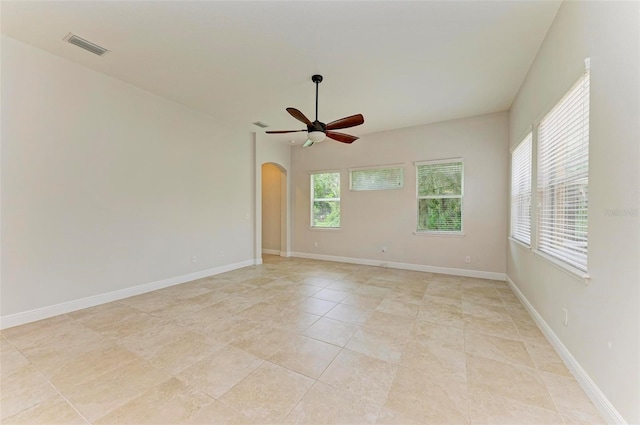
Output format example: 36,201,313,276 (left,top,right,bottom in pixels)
191,256,197,263
382,246,387,253
465,256,471,263
314,242,318,248
562,308,568,326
